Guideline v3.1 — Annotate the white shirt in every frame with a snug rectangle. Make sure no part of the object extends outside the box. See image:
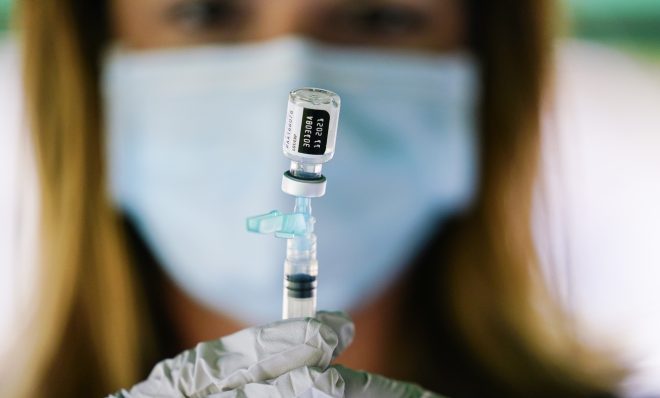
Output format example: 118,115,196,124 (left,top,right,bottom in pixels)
1,38,659,396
